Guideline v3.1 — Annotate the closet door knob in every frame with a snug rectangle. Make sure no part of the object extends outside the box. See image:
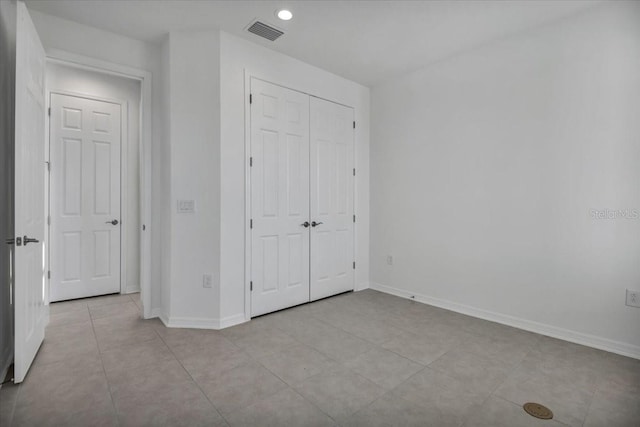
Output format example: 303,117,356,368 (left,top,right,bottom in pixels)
311,221,323,227
301,221,310,228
